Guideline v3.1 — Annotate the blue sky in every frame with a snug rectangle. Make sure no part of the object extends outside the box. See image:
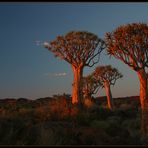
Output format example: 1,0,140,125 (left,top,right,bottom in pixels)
0,2,148,99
